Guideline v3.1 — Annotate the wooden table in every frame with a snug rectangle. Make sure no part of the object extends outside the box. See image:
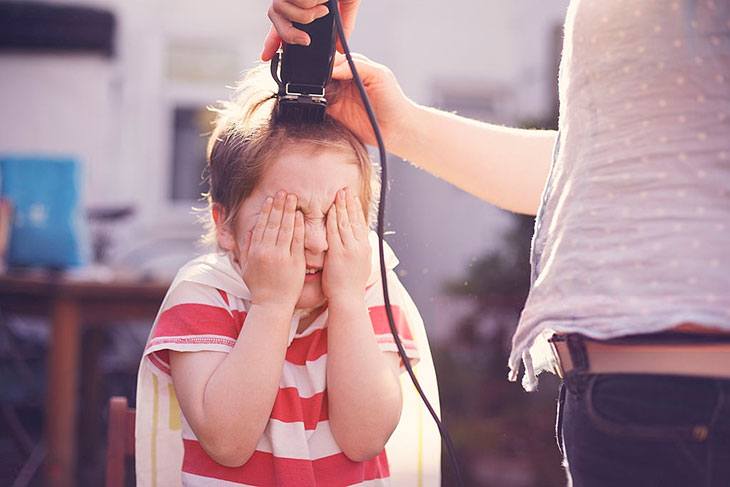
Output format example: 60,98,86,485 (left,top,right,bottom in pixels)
0,272,168,487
